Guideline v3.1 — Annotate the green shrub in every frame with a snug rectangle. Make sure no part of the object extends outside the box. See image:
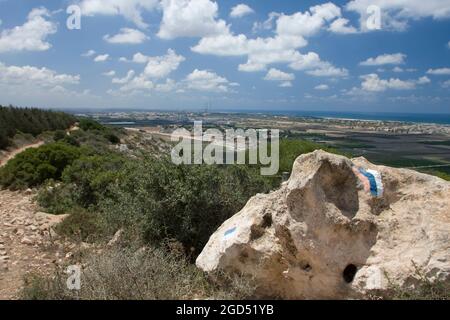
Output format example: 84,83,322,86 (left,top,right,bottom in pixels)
36,181,77,214
53,130,66,142
62,154,126,208
55,209,105,242
78,118,104,131
104,132,120,144
0,142,83,189
100,158,272,255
